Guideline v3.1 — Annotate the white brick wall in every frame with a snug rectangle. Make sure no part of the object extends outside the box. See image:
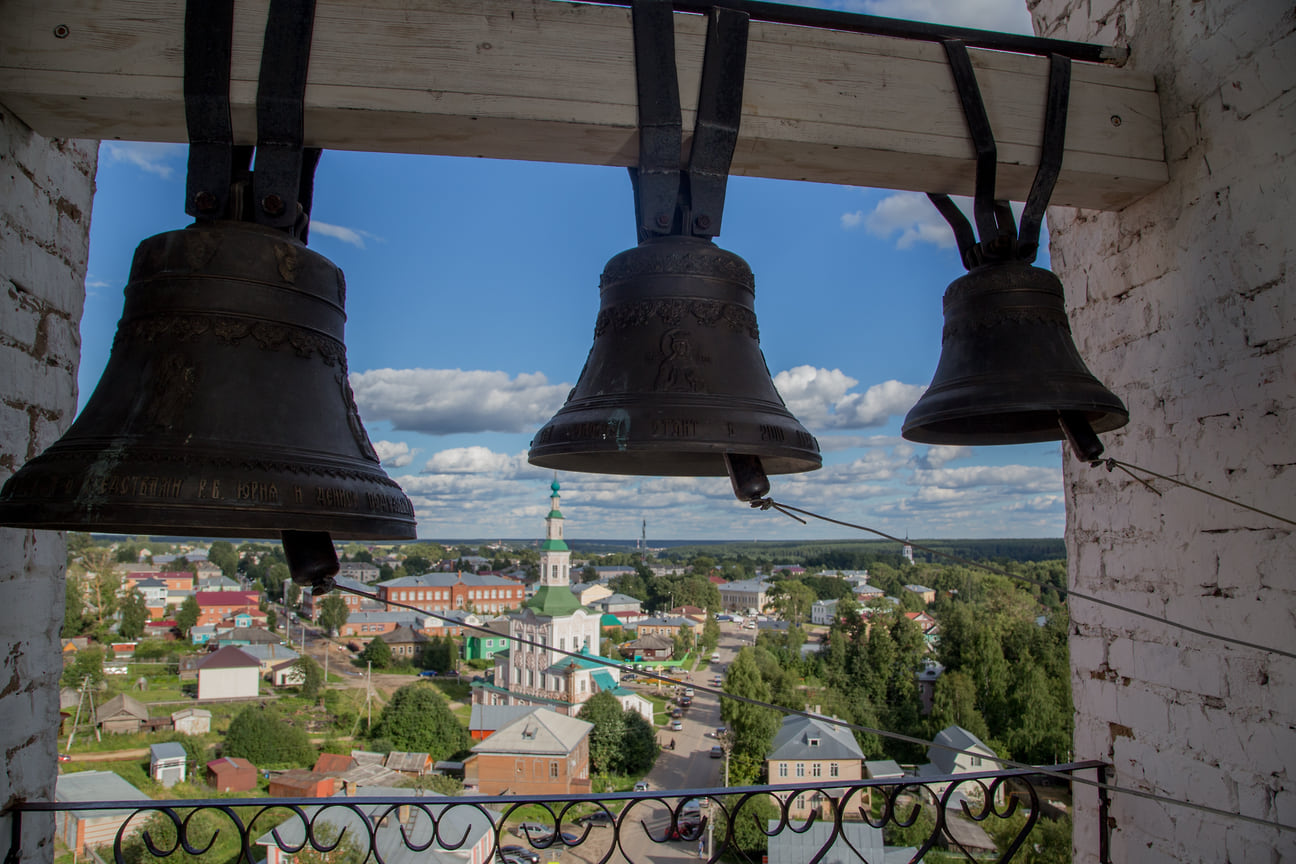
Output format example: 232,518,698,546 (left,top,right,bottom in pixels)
1030,0,1295,860
0,104,96,864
